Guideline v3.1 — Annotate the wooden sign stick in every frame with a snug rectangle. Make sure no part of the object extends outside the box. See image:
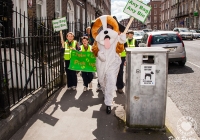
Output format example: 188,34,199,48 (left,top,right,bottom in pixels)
60,30,64,48
123,17,134,34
